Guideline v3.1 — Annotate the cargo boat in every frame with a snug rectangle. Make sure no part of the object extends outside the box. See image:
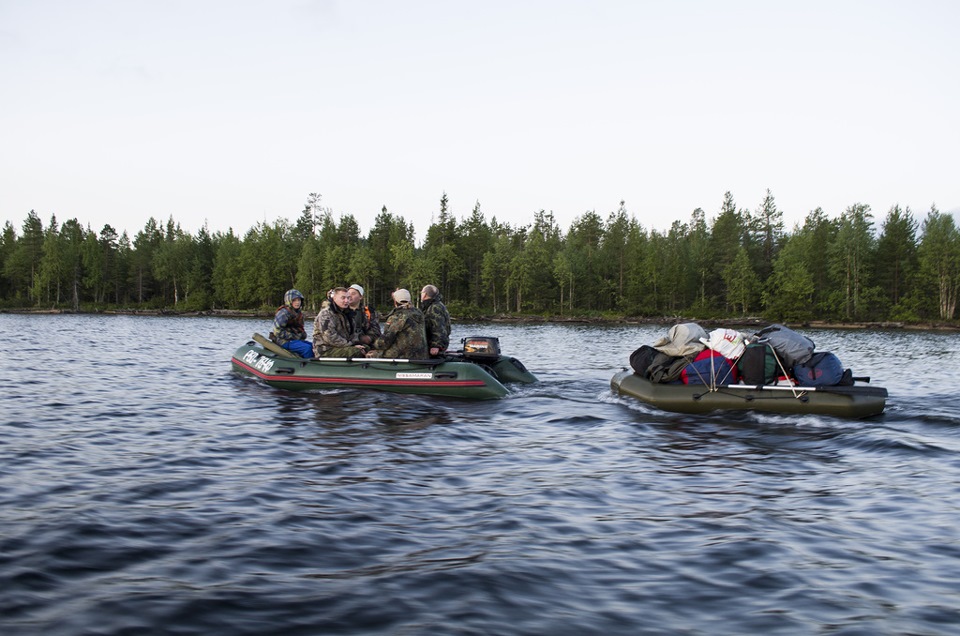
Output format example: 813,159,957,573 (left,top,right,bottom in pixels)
611,368,887,418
